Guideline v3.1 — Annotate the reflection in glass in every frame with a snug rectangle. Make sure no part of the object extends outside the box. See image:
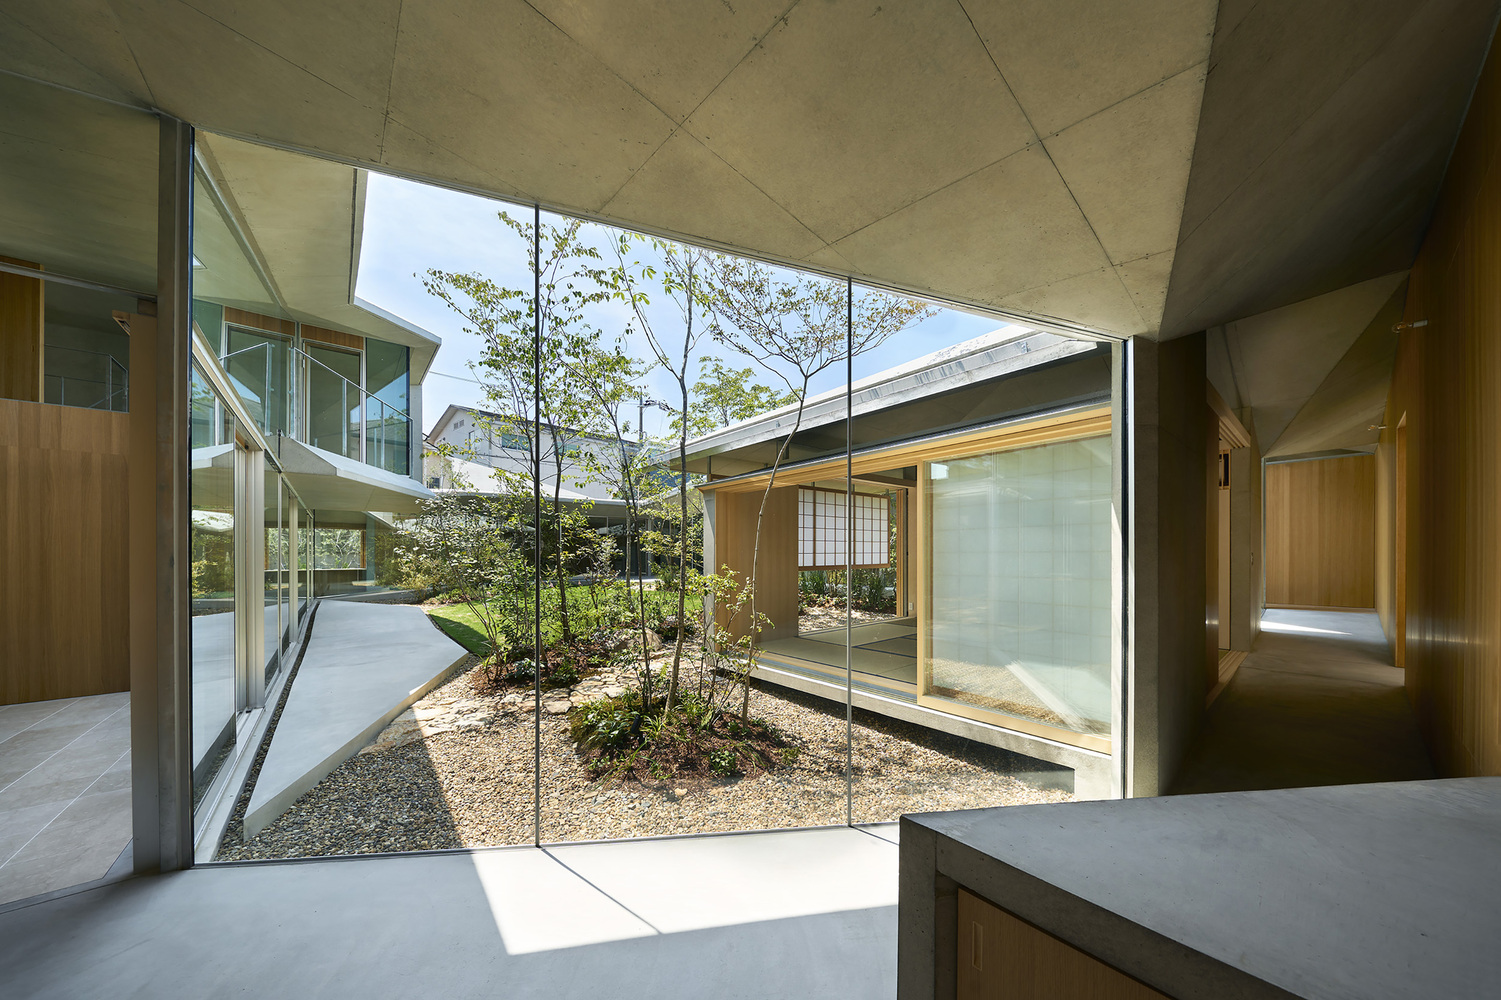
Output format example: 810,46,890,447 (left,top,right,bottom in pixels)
306,344,361,459
262,454,281,684
281,481,295,648
226,327,291,437
190,367,239,810
366,339,410,475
